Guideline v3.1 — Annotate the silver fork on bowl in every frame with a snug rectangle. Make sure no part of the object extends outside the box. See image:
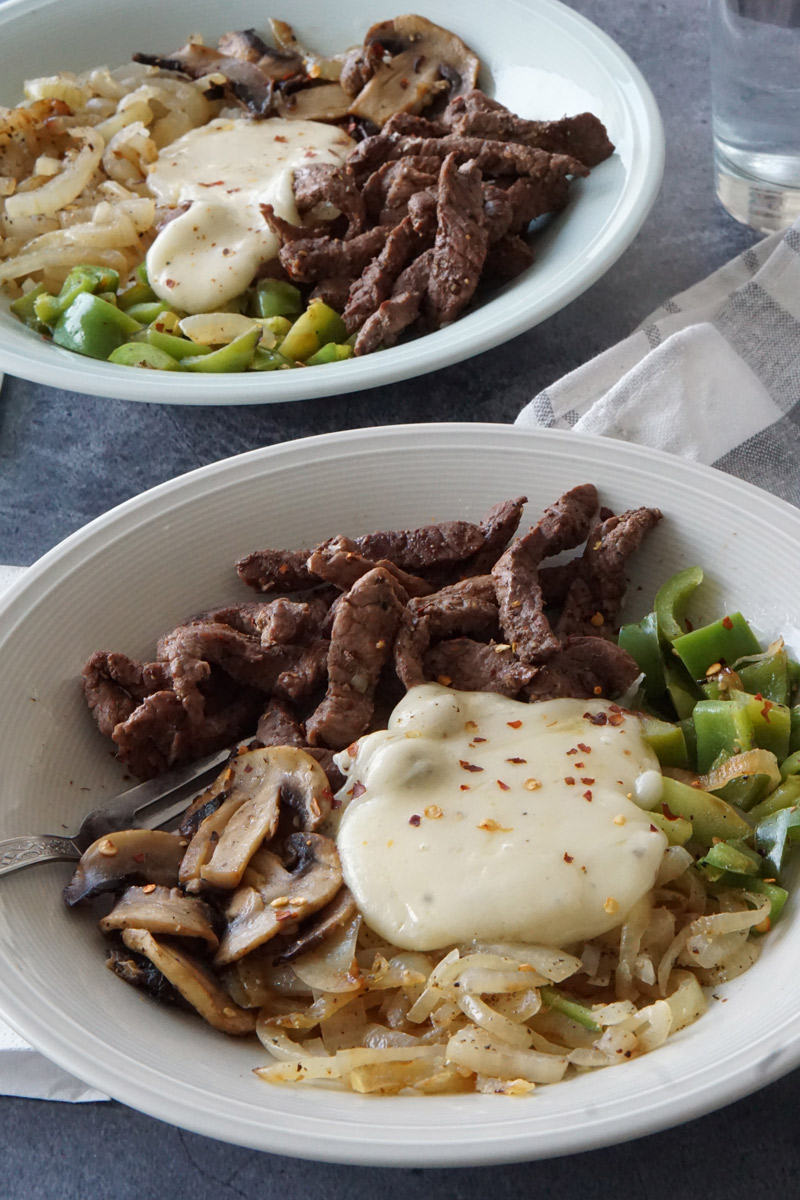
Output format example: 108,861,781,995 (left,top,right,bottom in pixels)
0,745,235,878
